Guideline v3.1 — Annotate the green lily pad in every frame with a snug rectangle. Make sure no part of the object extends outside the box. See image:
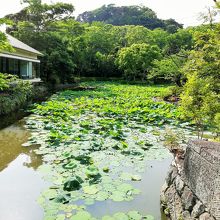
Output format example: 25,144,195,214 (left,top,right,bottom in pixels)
102,183,116,192
127,211,142,220
113,212,129,220
131,175,142,181
53,193,71,204
63,161,77,169
56,214,65,220
110,191,125,202
86,165,99,177
70,211,91,220
117,183,134,193
83,185,99,195
95,191,109,201
103,167,110,173
63,176,83,191
120,172,132,181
